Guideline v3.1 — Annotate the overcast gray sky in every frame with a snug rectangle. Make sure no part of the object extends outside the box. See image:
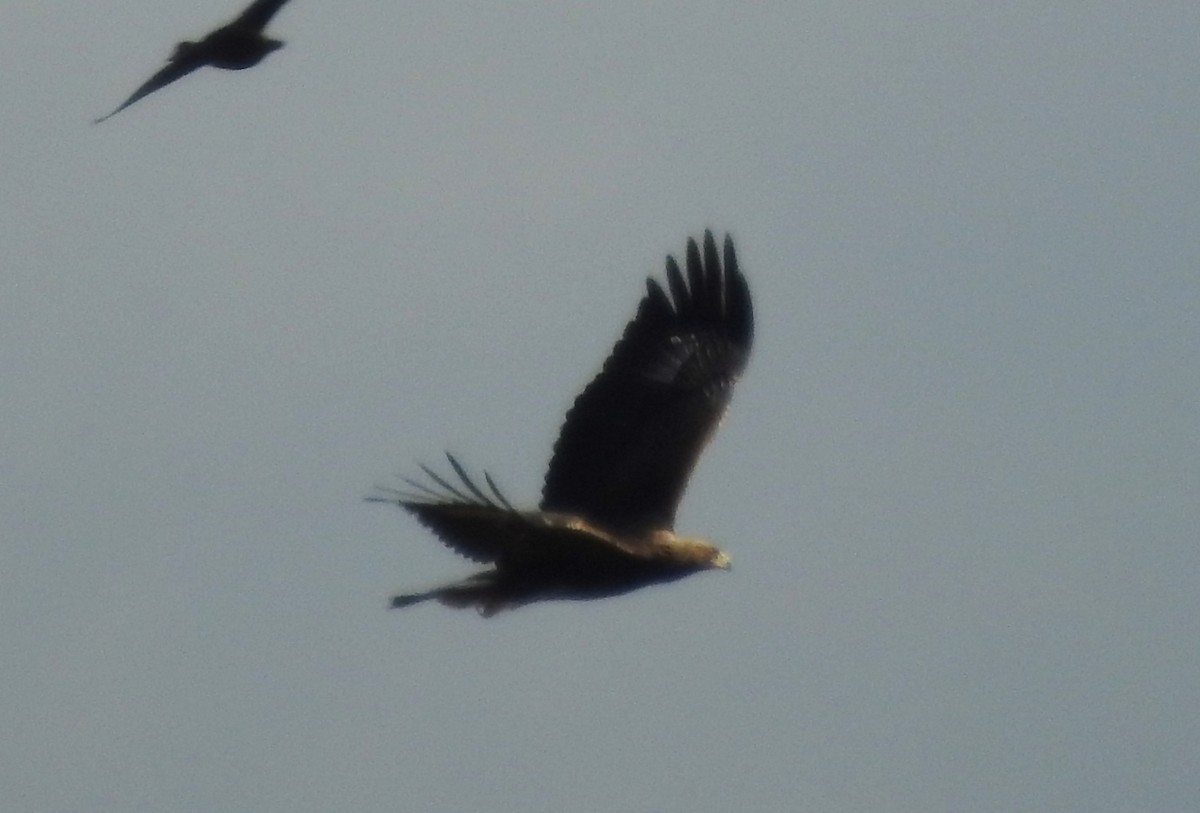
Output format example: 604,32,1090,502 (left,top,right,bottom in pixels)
4,2,1198,811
